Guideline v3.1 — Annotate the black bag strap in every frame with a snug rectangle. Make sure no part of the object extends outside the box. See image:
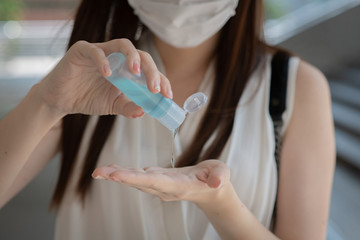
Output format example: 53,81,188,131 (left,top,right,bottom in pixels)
269,51,290,171
269,50,290,229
